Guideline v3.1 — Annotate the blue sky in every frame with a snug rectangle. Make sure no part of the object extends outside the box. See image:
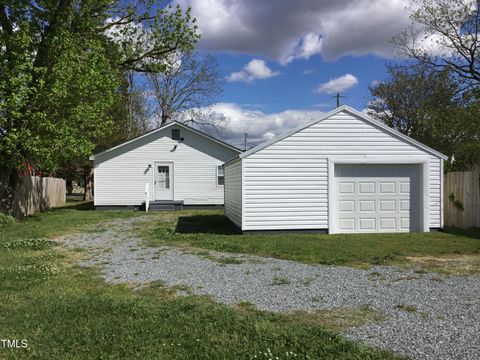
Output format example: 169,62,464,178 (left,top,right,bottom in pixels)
220,53,392,113
170,0,416,147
